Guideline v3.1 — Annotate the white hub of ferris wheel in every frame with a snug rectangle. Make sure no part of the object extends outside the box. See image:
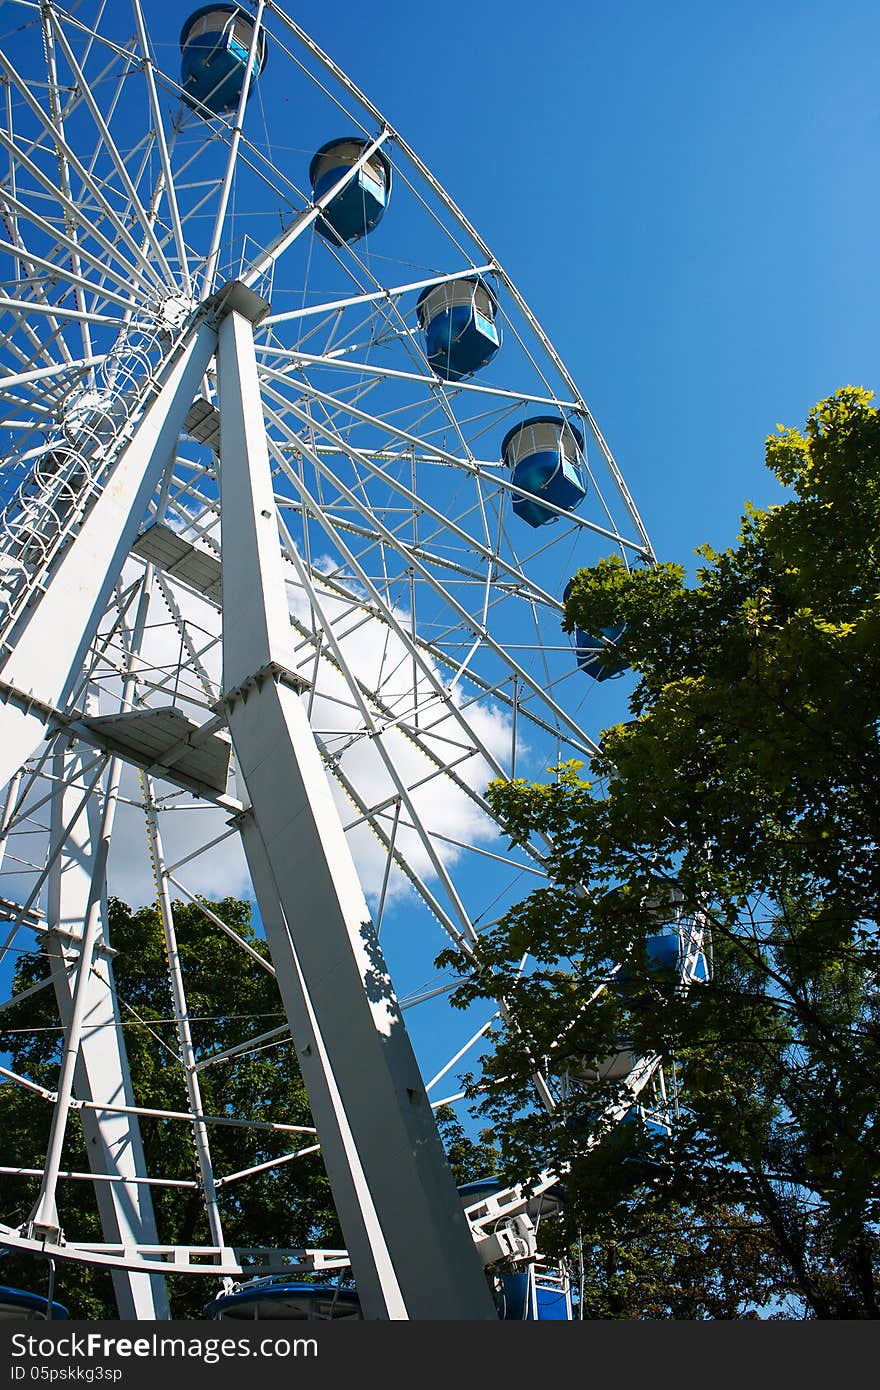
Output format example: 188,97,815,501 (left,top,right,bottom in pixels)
159,295,199,335
0,0,698,1322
